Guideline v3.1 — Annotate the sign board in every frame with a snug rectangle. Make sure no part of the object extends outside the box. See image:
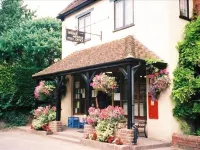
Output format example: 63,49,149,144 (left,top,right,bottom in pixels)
66,29,85,43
